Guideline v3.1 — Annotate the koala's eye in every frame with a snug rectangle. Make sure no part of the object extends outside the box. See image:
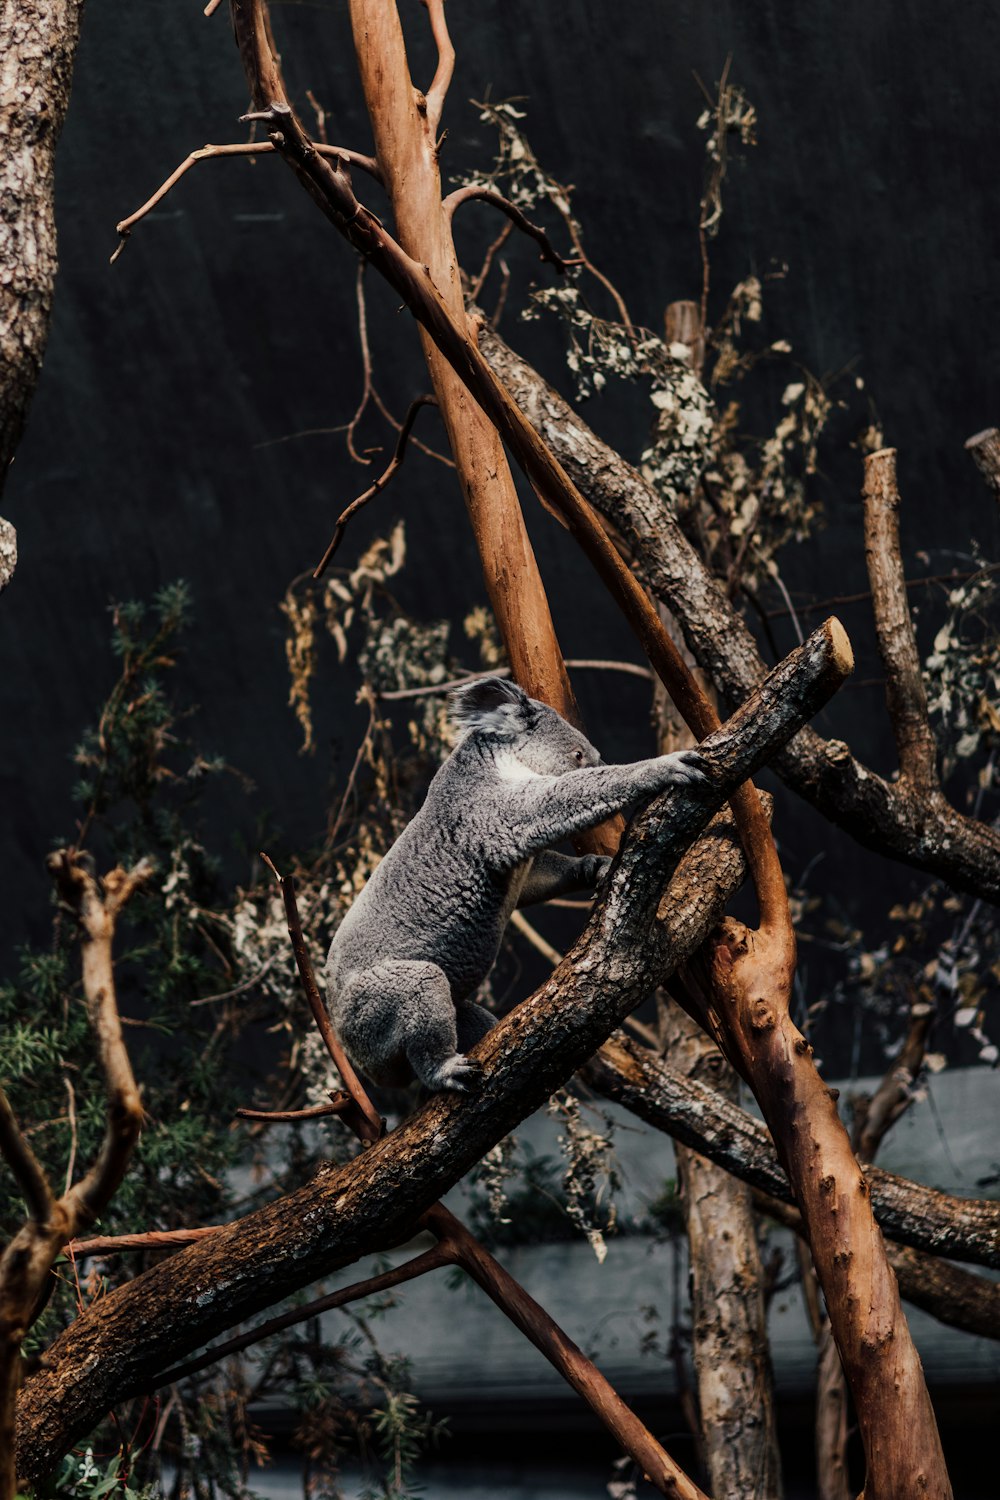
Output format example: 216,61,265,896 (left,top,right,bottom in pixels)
574,749,585,764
